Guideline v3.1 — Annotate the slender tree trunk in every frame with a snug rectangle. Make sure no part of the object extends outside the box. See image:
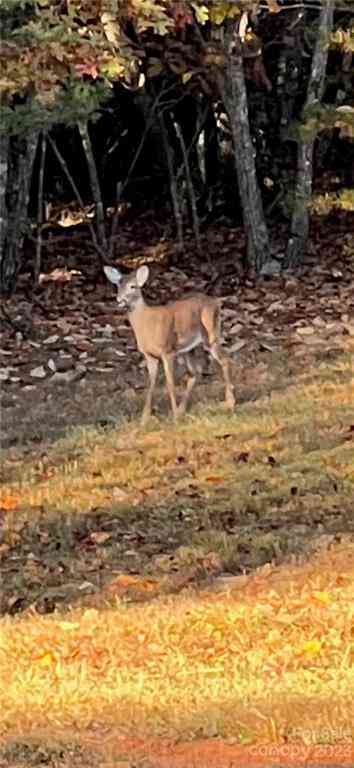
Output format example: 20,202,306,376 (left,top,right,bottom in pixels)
108,87,167,259
47,133,104,259
159,114,184,252
204,104,219,189
0,134,9,265
218,20,270,272
78,120,107,255
176,97,203,194
174,122,201,254
286,0,334,268
0,131,38,296
34,131,47,284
